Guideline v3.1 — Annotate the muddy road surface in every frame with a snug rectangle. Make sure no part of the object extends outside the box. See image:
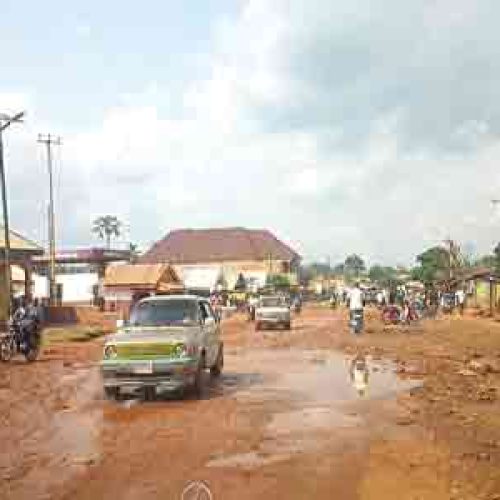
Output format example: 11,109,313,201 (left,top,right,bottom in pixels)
1,307,499,499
